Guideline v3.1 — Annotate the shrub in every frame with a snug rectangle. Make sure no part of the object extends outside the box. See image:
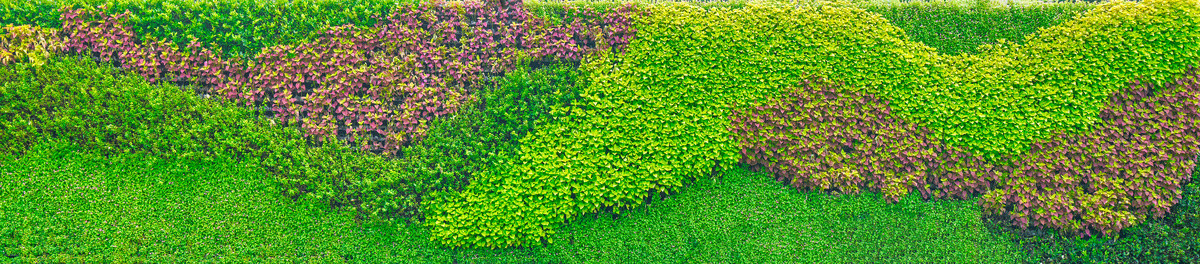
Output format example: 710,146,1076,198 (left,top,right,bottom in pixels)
864,0,1094,55
55,0,639,155
991,174,1200,263
0,24,62,67
0,55,419,221
402,63,584,219
729,77,996,203
0,0,634,61
0,0,417,60
736,68,1200,241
